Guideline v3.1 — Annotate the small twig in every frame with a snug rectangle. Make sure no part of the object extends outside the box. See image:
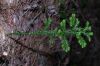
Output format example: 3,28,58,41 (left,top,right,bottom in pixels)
7,36,54,58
